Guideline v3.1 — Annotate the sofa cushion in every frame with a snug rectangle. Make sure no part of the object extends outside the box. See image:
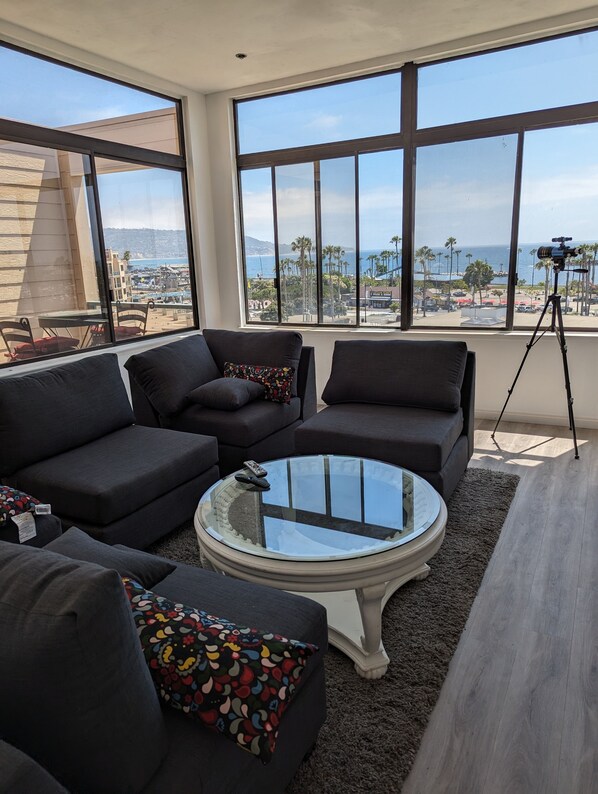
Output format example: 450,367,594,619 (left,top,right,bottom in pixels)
0,740,68,794
125,335,221,417
46,527,175,587
14,426,219,526
203,329,303,397
295,403,464,471
123,578,316,763
0,543,167,794
166,396,301,447
188,377,265,411
322,340,468,412
0,354,134,477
